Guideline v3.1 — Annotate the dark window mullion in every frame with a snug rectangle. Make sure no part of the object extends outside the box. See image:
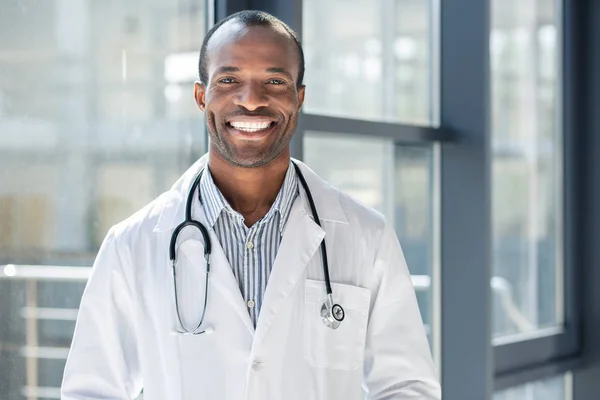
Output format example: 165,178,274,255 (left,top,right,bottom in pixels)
300,113,453,143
